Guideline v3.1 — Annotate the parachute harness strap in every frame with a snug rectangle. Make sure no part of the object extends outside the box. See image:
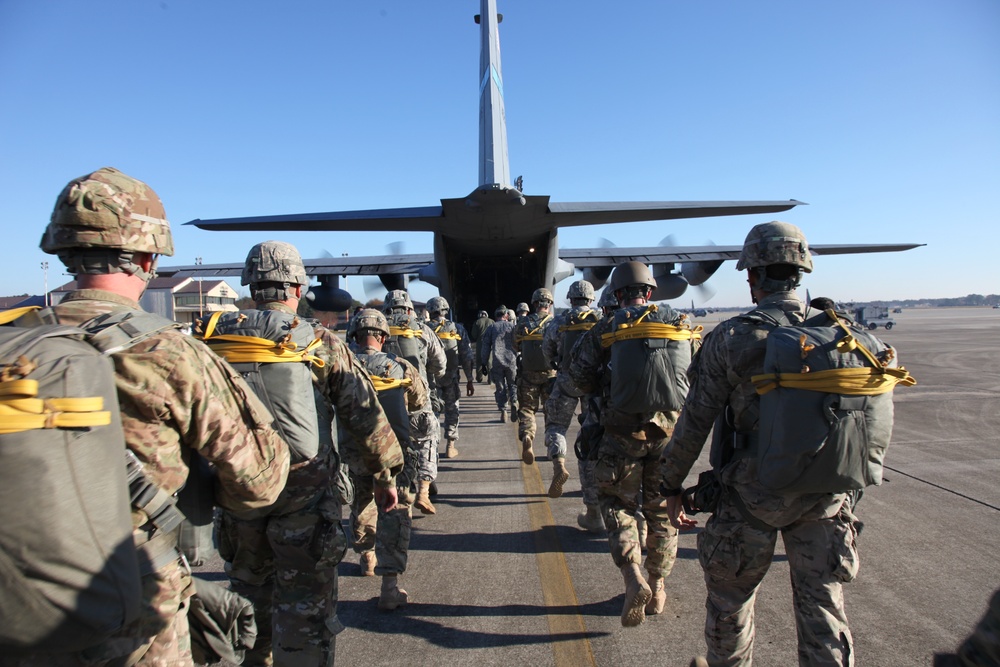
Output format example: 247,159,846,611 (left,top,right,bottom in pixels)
752,308,916,395
560,309,598,333
600,304,702,348
389,326,422,339
199,311,326,367
434,323,462,341
369,375,414,393
515,313,552,343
